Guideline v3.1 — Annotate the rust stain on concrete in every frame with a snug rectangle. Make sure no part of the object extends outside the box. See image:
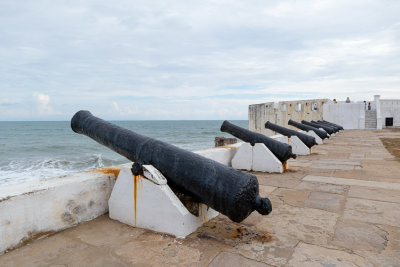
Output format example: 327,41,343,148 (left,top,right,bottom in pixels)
91,167,121,179
216,146,238,149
